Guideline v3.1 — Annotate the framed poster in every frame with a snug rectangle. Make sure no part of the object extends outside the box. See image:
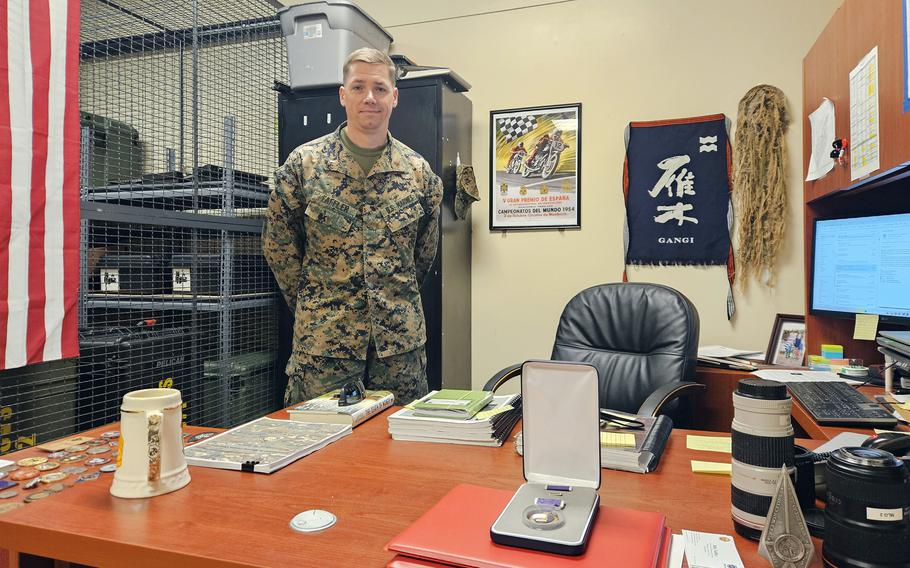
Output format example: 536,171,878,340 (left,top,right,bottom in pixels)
489,103,581,230
764,314,807,366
